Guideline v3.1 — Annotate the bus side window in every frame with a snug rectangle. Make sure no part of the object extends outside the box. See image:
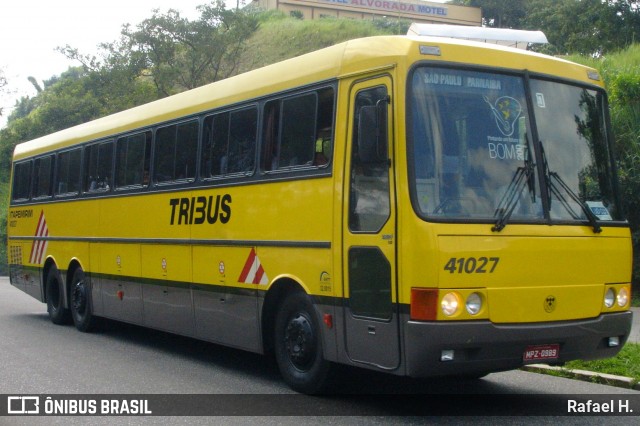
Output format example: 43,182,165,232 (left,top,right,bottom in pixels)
155,120,198,184
261,100,280,172
56,148,82,196
279,93,316,168
314,87,335,167
260,87,334,172
11,161,32,201
176,121,198,180
227,107,257,175
115,131,151,188
201,112,230,178
32,155,55,199
84,141,113,192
